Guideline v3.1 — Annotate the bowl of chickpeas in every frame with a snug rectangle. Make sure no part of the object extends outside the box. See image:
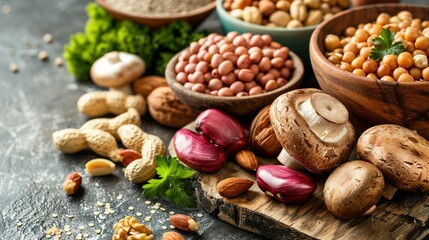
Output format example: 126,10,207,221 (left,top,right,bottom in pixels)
309,3,429,138
165,32,304,118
